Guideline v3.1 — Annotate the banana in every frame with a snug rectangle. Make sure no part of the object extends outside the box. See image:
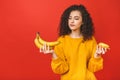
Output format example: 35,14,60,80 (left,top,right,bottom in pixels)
34,32,60,49
36,32,60,47
98,42,110,49
34,37,43,48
